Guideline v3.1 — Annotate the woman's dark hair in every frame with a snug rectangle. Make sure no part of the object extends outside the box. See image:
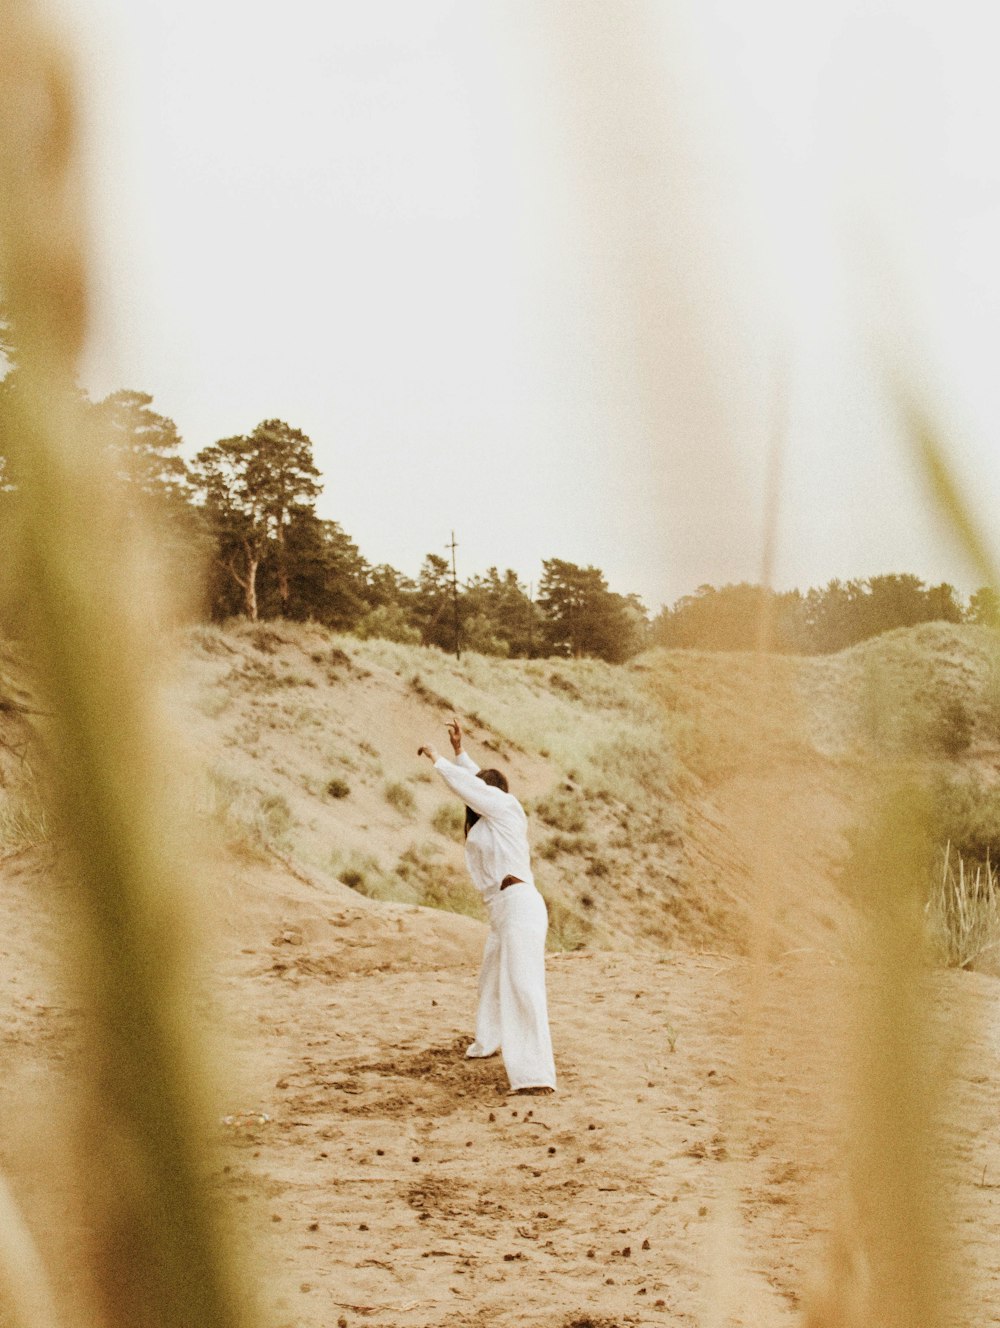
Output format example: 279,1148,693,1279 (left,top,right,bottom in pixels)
464,768,509,837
